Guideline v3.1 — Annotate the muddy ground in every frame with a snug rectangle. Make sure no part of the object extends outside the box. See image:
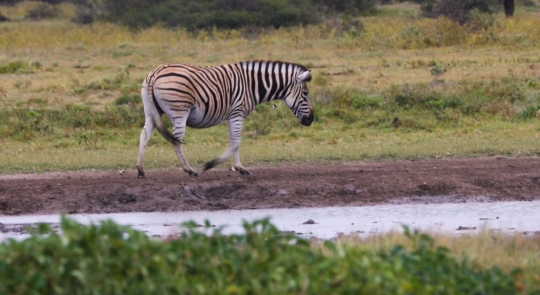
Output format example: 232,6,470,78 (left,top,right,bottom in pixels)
1,157,540,216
